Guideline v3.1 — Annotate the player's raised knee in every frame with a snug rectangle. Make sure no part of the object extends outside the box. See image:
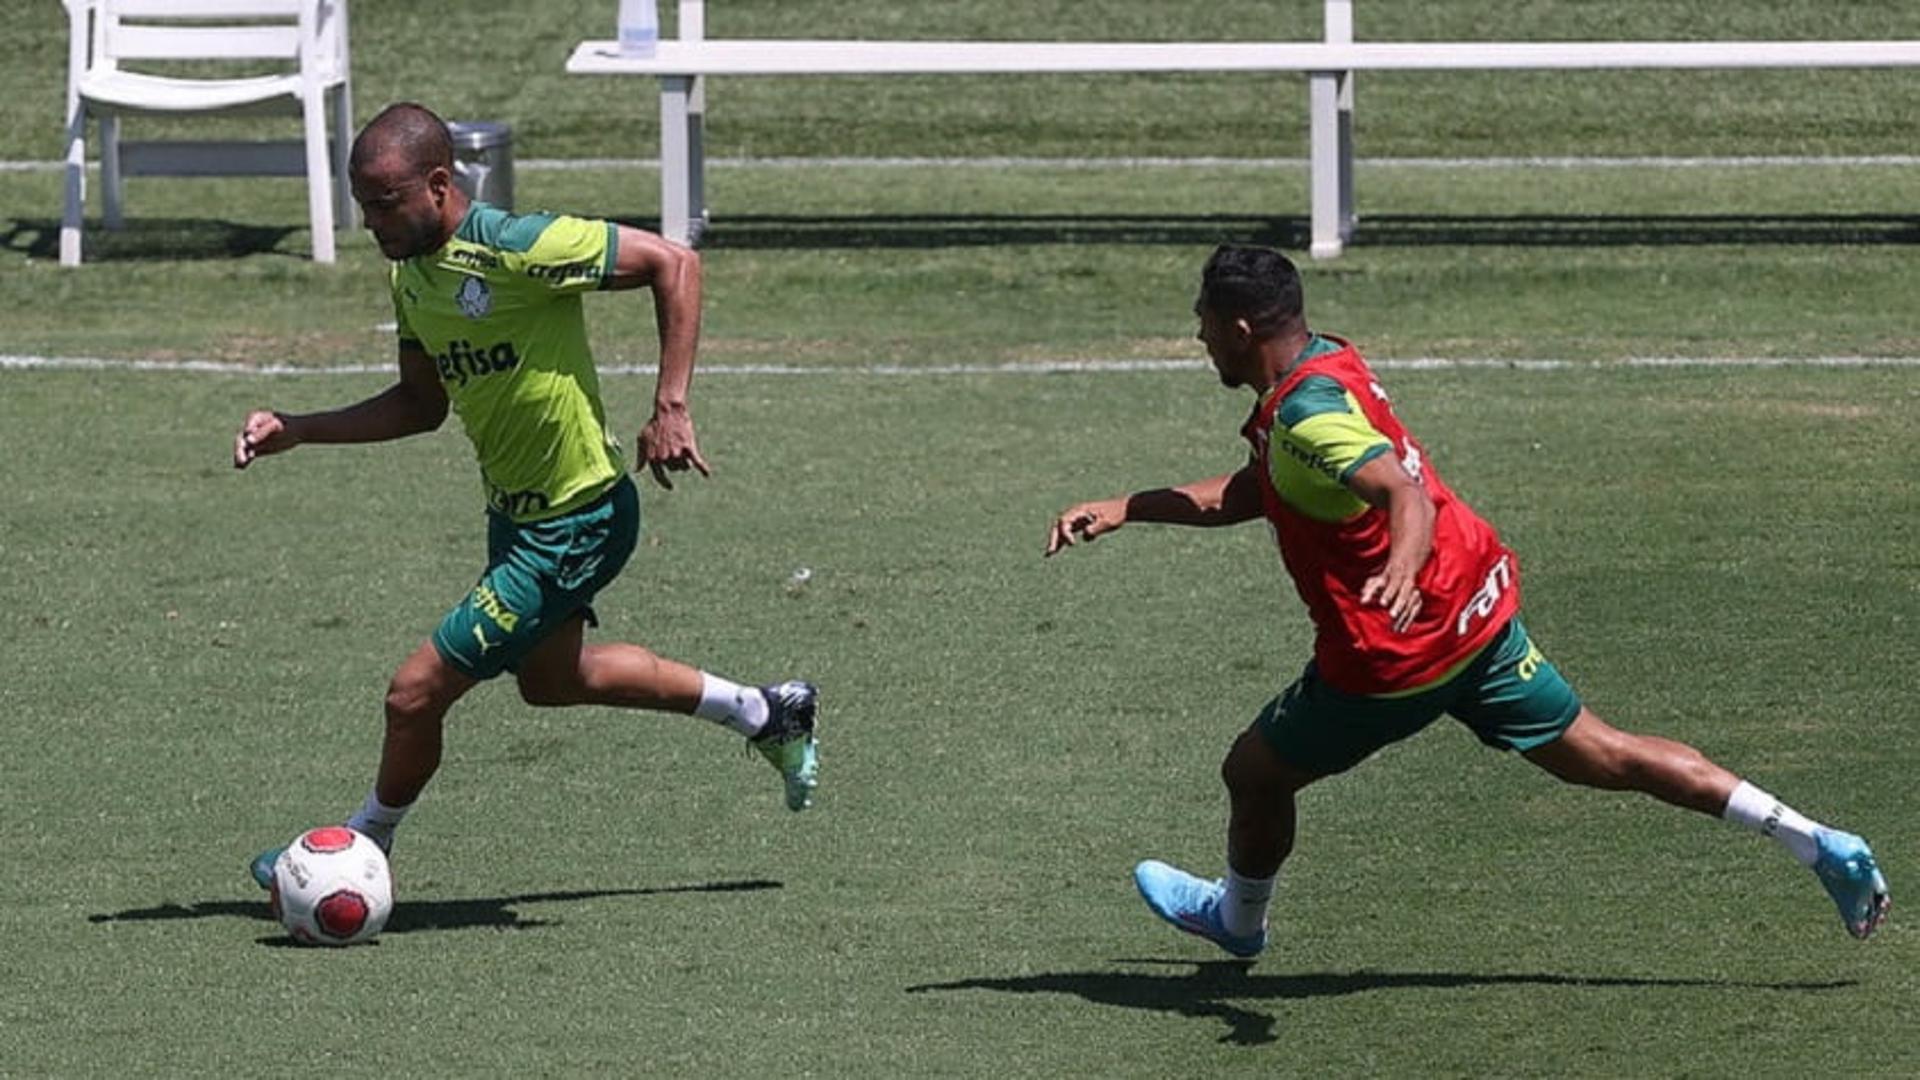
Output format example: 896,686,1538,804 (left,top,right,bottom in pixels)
515,670,583,708
1221,728,1308,795
383,681,439,727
